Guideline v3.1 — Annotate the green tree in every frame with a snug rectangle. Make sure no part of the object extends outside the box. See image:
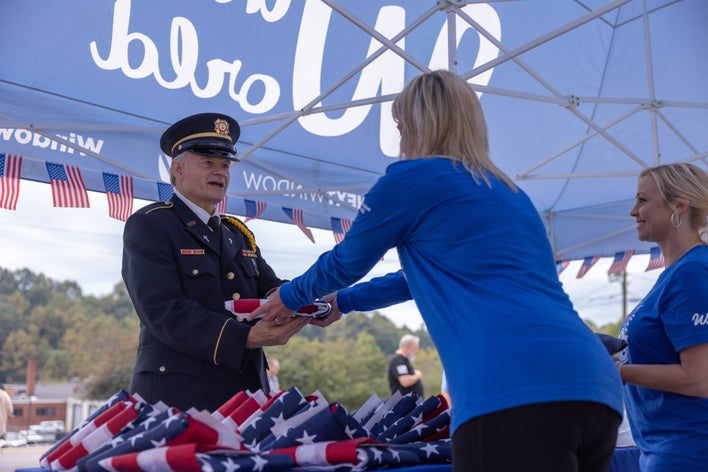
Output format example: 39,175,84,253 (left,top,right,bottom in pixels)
318,311,417,355
90,315,141,396
27,302,77,350
1,329,38,382
0,264,452,406
43,349,72,380
414,347,443,397
266,332,389,410
0,292,29,348
61,314,138,397
0,267,20,295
